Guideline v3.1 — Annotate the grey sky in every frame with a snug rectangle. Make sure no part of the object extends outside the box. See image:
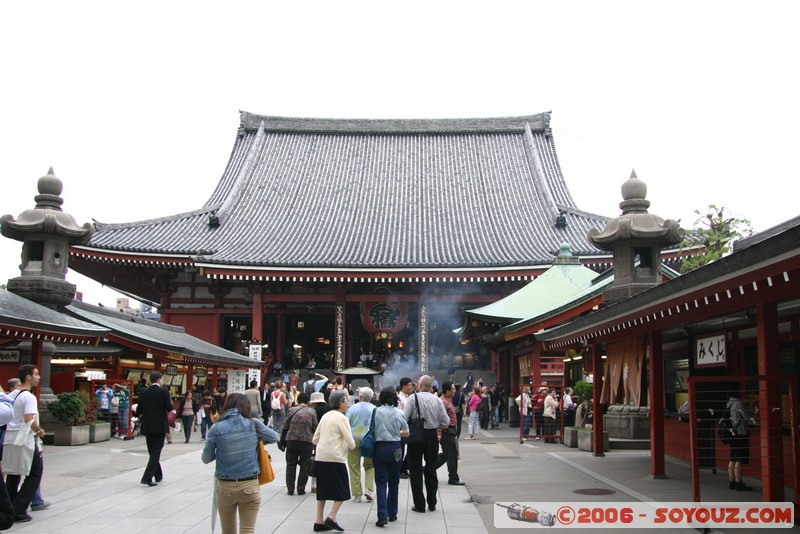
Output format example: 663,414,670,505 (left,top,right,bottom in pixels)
2,1,798,306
